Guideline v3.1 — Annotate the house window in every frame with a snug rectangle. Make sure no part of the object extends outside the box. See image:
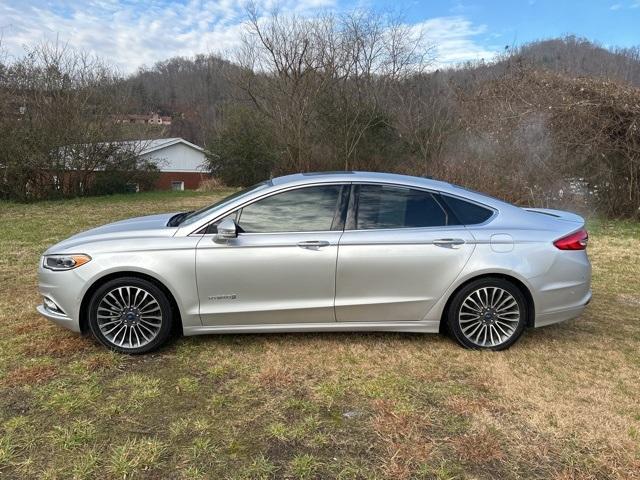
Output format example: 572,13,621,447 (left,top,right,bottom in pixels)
171,181,185,191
